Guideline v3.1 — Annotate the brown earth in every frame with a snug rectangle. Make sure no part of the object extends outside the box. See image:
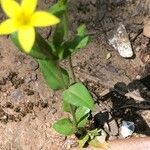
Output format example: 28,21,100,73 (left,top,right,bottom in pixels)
0,0,150,149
